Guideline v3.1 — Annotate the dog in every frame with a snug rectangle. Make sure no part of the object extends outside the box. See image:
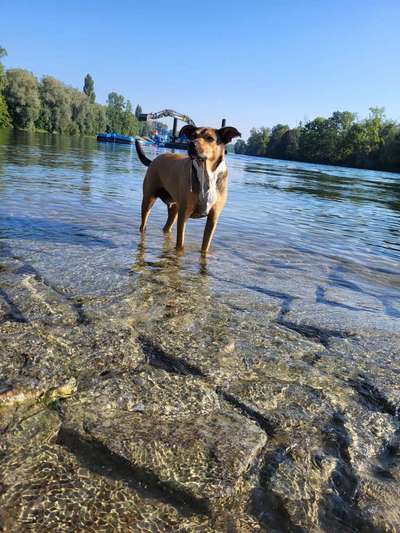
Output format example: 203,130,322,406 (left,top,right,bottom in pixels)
135,124,241,254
